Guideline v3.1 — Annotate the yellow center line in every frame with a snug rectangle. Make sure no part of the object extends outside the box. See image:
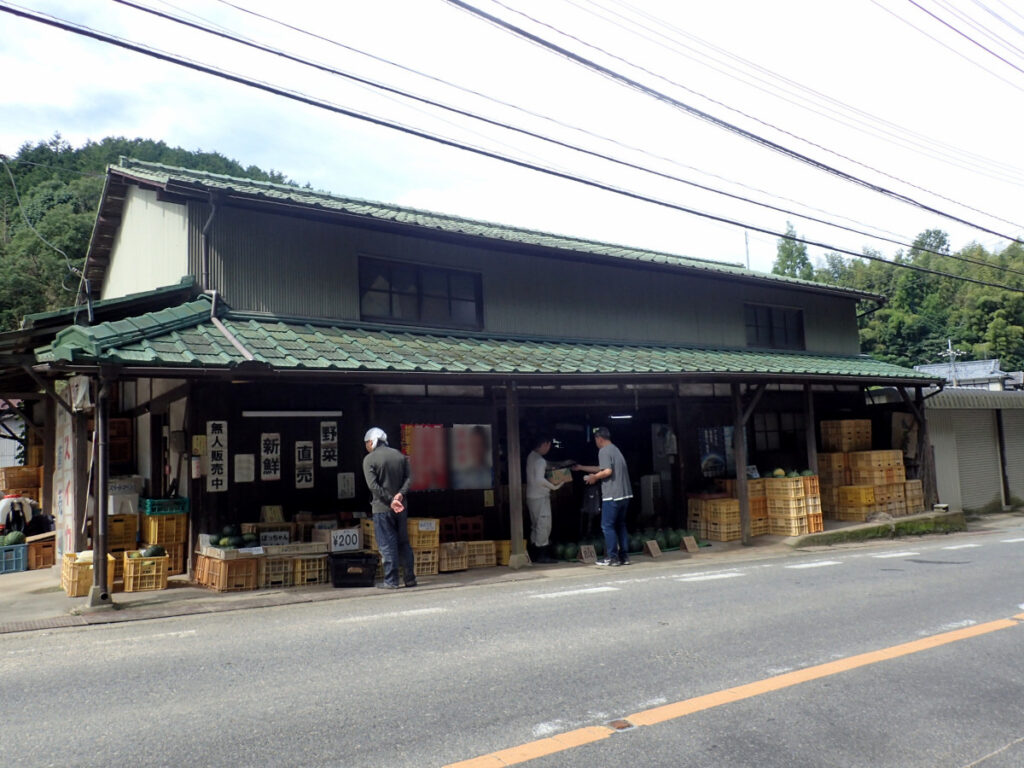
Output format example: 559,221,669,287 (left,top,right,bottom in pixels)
444,616,1021,768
